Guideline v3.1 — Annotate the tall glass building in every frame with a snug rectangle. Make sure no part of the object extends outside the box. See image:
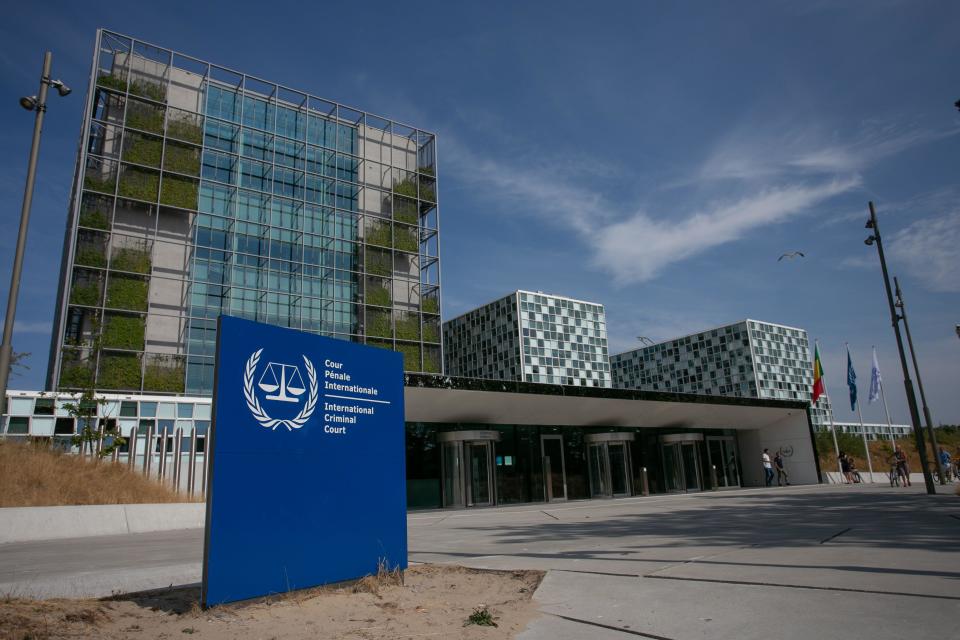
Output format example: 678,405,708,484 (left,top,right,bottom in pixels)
610,319,834,428
47,29,442,396
443,291,611,387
